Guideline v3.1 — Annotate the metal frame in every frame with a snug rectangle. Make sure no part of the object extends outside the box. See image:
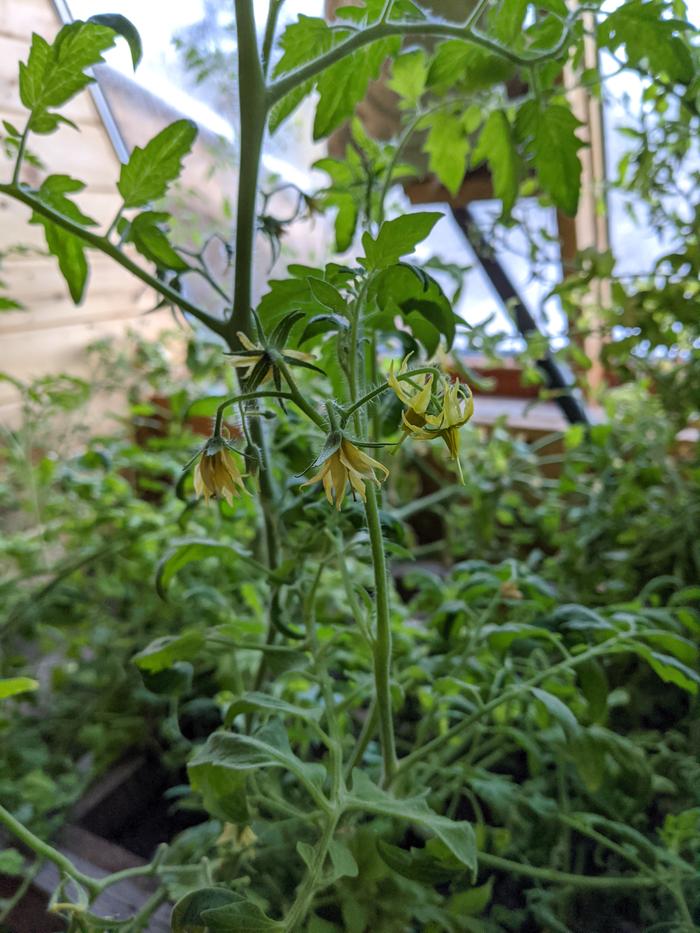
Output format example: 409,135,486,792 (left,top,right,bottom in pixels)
50,0,130,163
451,205,589,425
